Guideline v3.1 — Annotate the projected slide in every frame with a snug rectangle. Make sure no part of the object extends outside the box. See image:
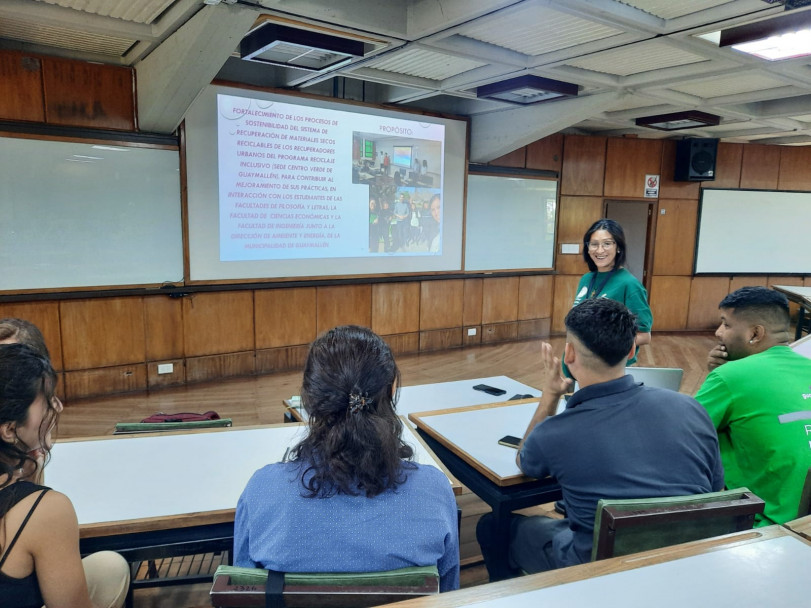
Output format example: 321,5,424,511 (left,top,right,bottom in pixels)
217,93,444,261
